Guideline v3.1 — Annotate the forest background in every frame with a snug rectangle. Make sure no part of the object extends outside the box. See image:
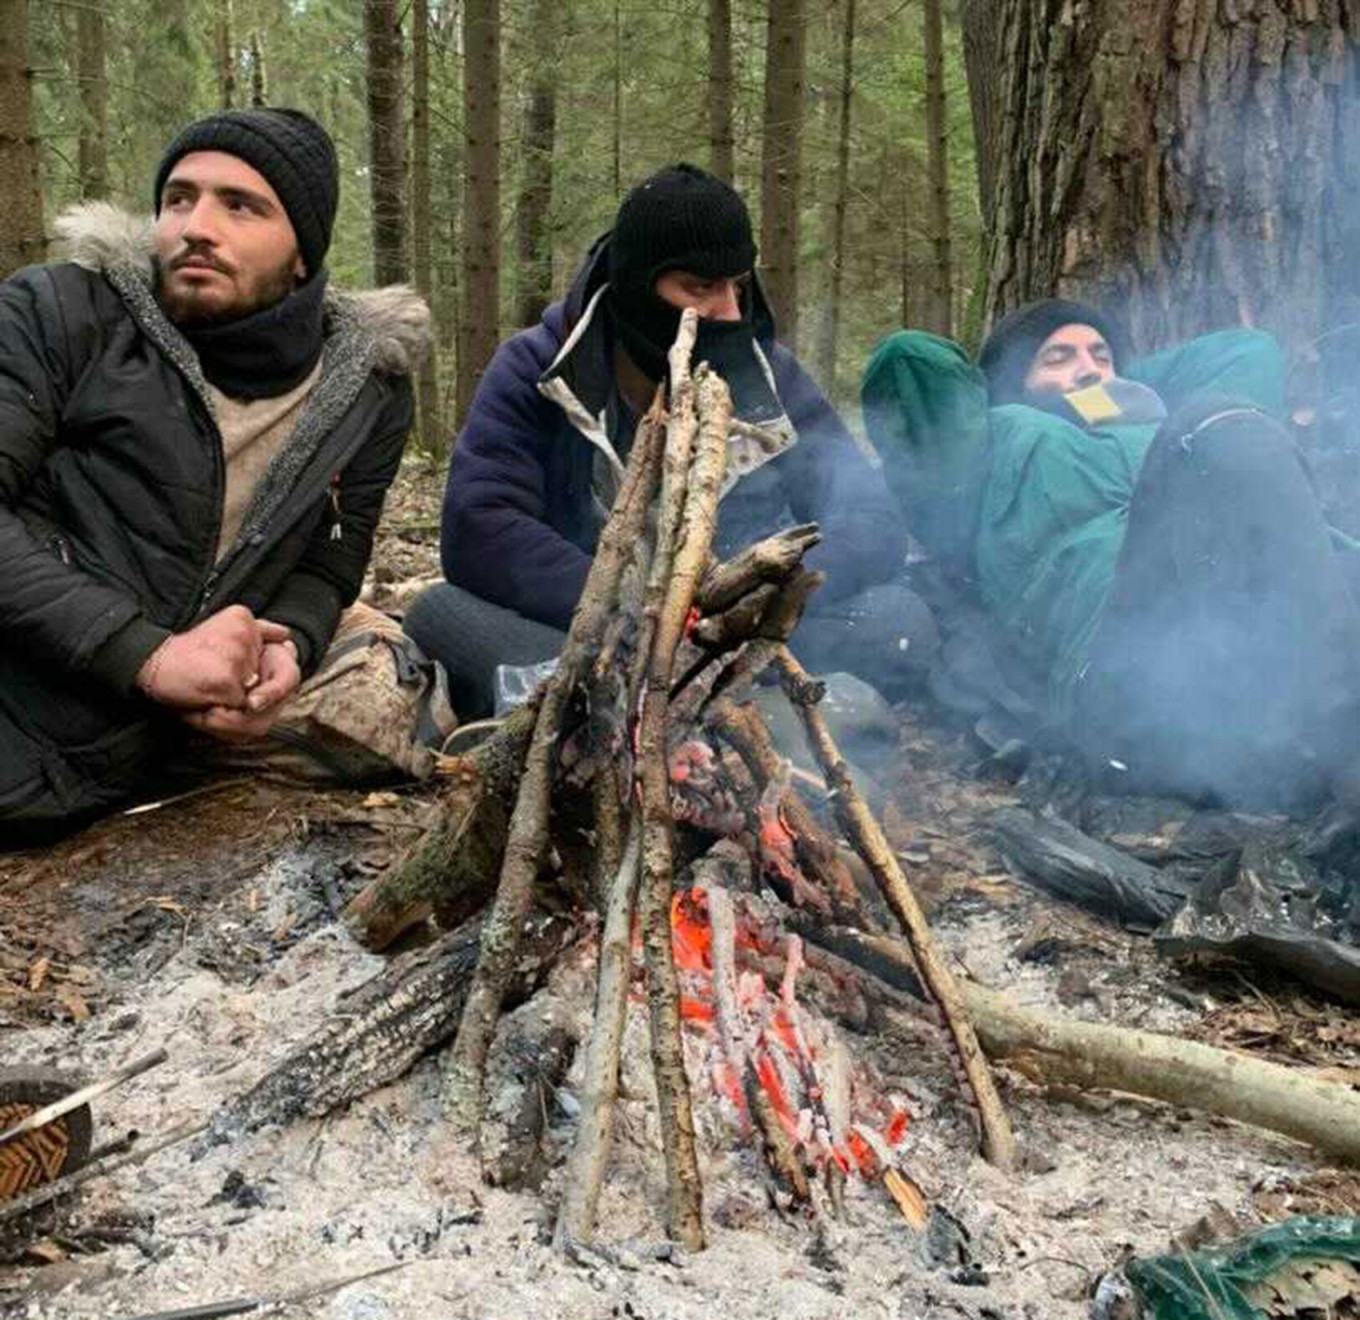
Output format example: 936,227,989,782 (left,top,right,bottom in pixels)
4,0,1360,457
